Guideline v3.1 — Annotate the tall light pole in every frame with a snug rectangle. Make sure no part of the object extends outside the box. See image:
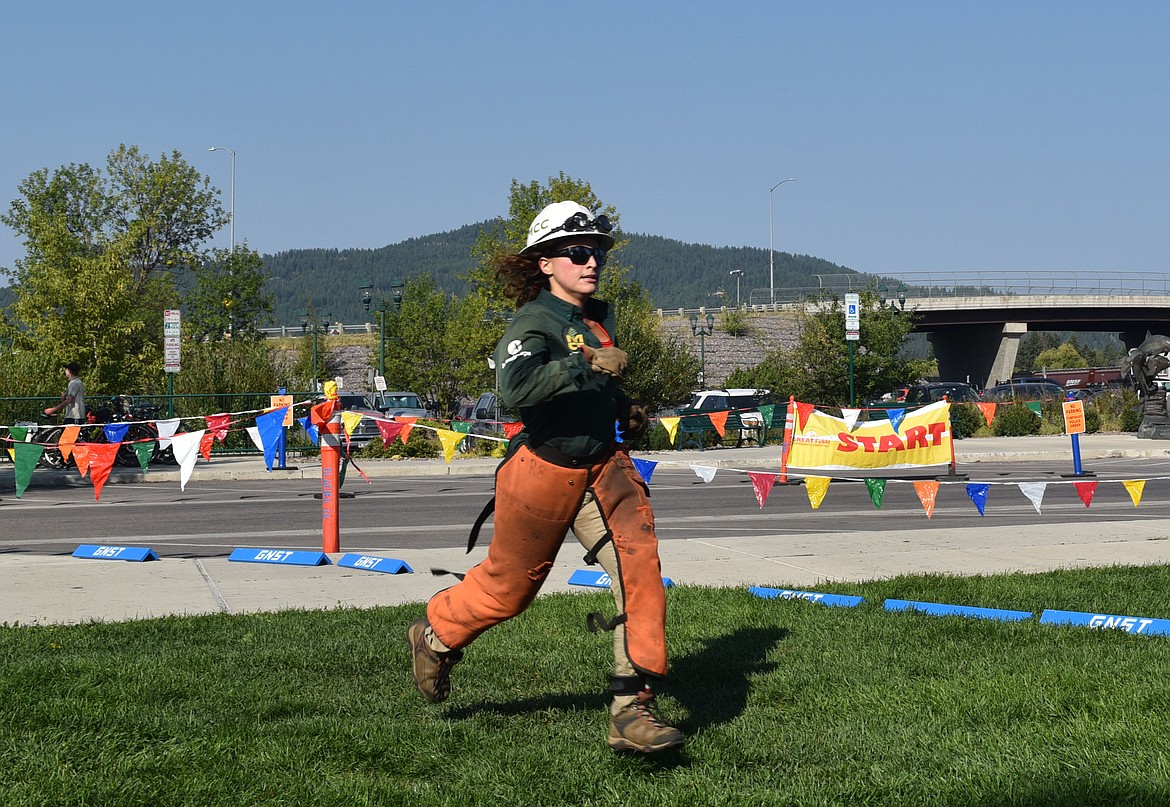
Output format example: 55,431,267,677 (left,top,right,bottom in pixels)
729,269,744,306
769,177,795,305
689,311,715,387
208,146,236,254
